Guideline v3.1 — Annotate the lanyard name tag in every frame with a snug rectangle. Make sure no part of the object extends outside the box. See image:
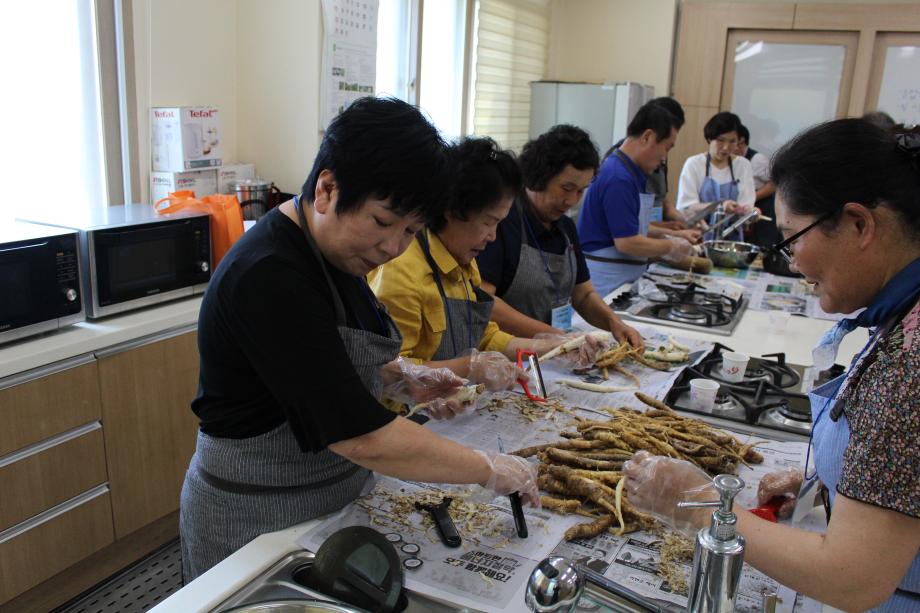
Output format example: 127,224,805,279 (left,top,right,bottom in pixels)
551,302,574,332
